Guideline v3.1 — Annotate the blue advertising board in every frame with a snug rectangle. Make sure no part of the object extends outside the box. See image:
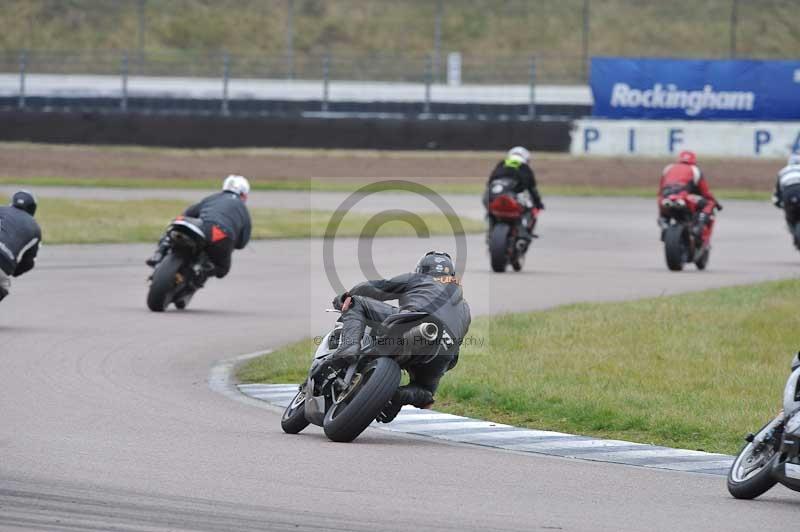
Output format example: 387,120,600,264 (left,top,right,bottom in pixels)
591,57,800,120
